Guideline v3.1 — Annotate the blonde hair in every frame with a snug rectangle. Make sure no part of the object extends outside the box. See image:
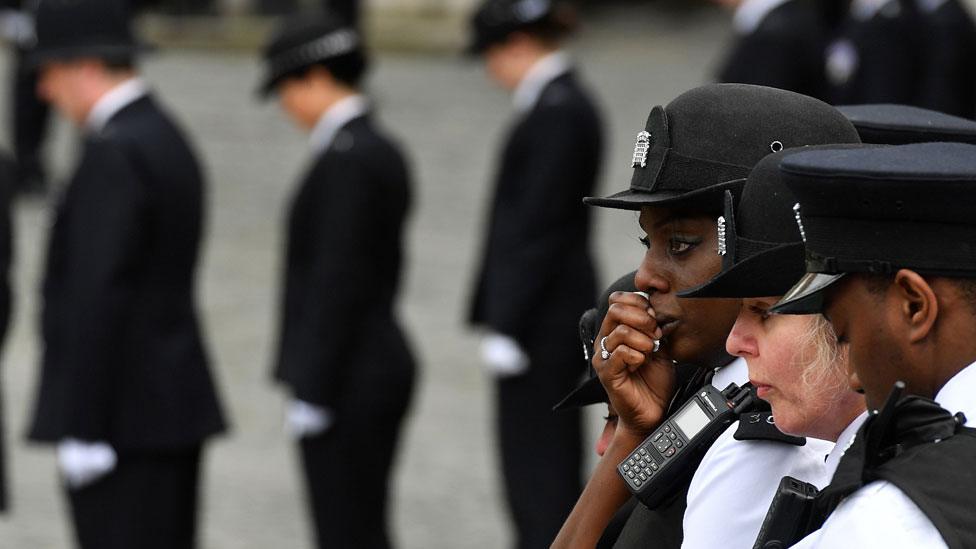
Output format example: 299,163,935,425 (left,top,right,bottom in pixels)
794,314,849,402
